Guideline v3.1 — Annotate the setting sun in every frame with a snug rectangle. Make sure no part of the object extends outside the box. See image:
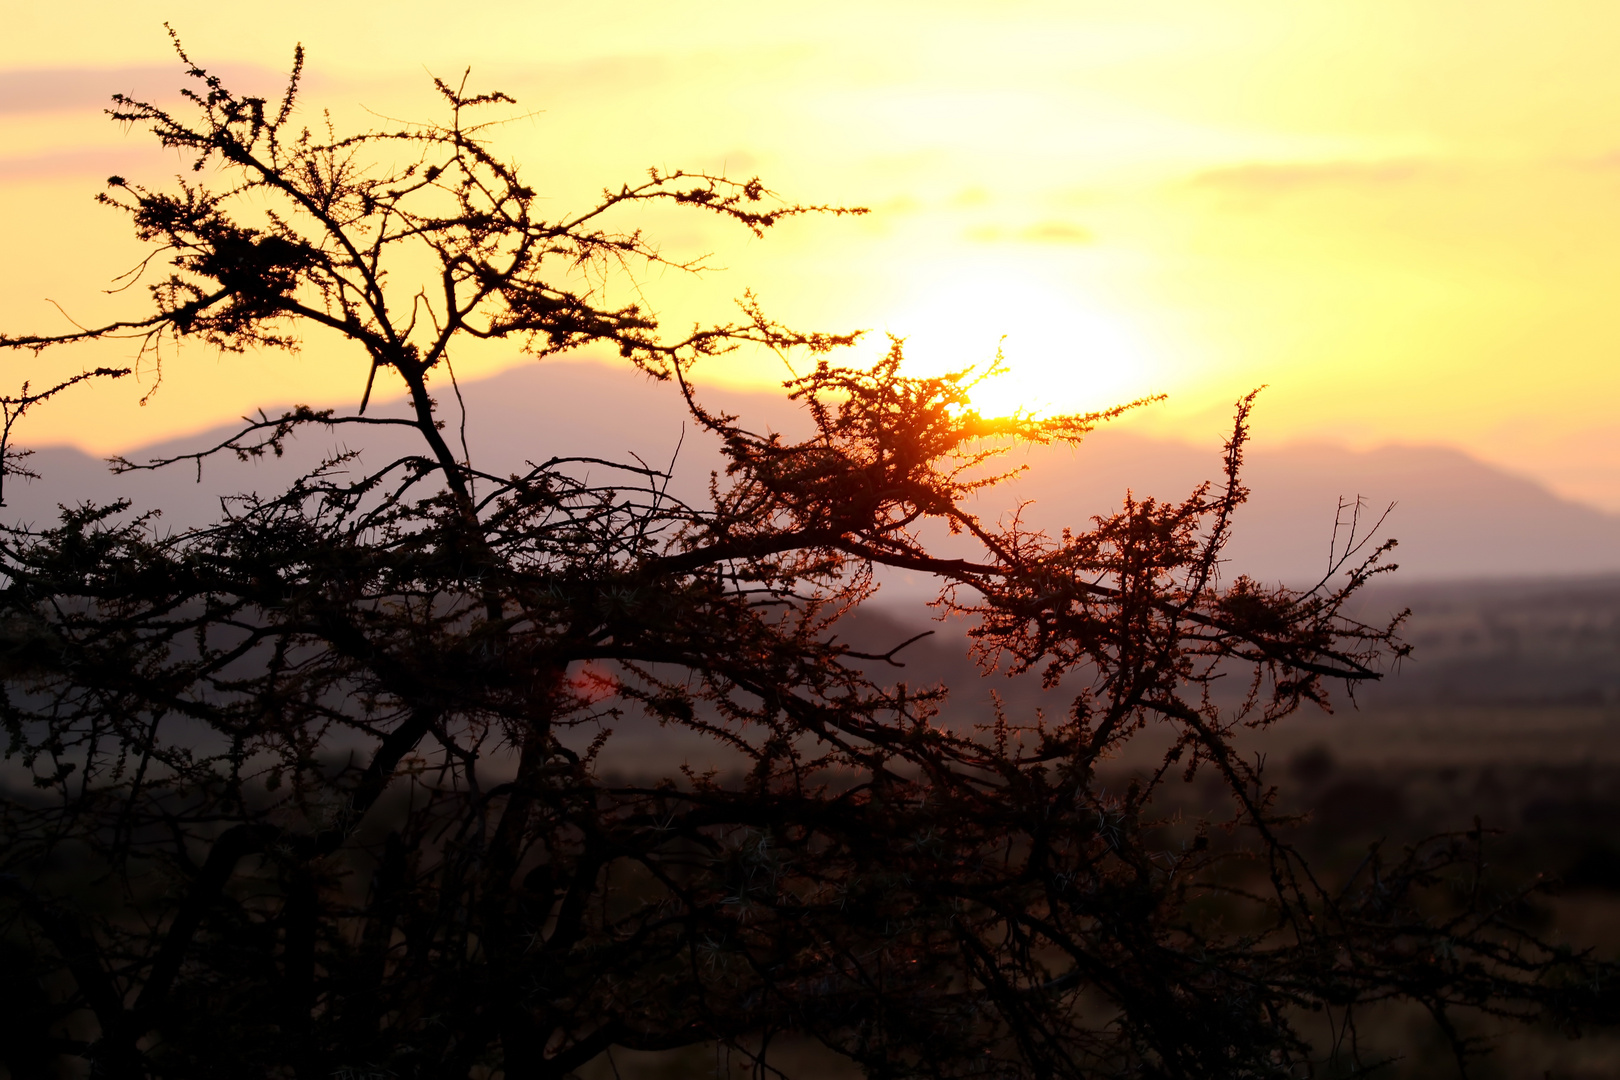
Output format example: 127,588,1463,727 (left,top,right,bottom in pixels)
872,268,1160,419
